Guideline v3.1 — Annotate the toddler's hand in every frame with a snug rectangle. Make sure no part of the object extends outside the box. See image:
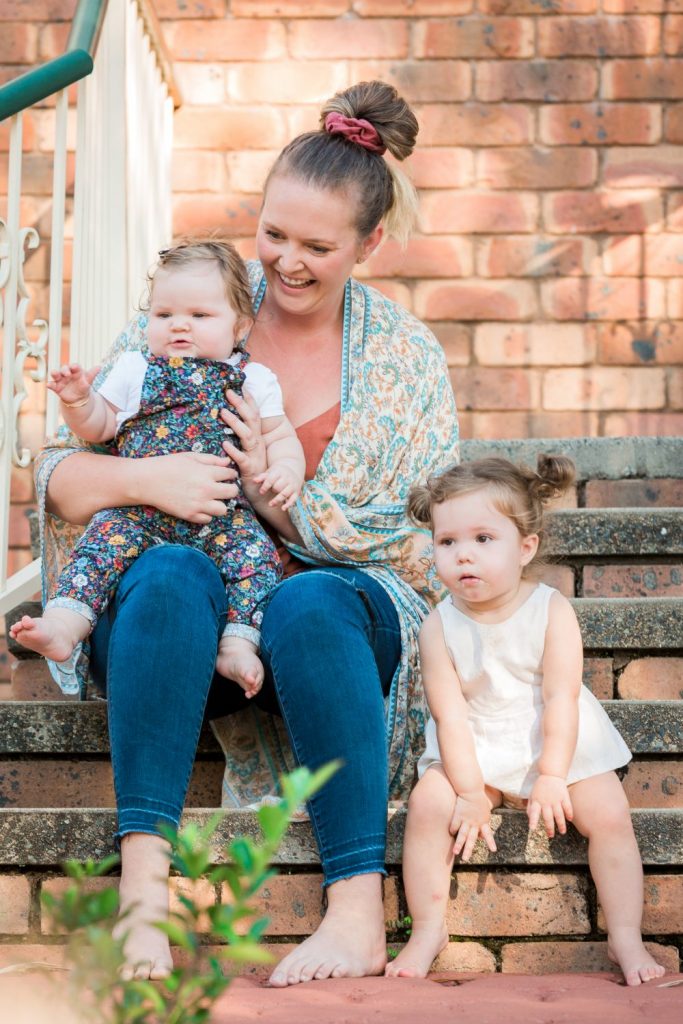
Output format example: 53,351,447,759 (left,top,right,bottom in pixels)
450,790,497,862
48,362,100,405
527,774,573,838
253,464,303,511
